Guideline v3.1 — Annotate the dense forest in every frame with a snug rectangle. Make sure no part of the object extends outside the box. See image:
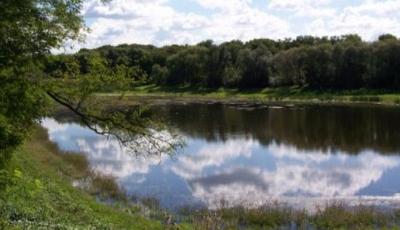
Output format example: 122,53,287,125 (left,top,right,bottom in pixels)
45,34,400,90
